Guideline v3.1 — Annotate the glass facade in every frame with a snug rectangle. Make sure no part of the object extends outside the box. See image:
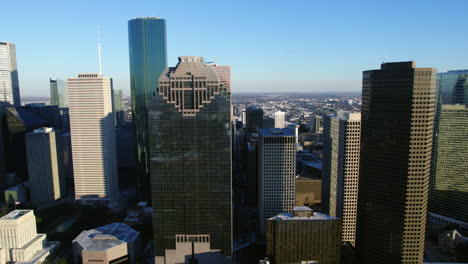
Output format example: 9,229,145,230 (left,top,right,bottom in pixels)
49,78,68,108
113,89,124,127
128,17,167,196
148,57,232,258
430,70,468,222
